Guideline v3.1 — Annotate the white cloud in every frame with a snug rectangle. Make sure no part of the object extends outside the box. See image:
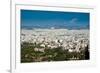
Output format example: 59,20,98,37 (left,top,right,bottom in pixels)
69,18,78,24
